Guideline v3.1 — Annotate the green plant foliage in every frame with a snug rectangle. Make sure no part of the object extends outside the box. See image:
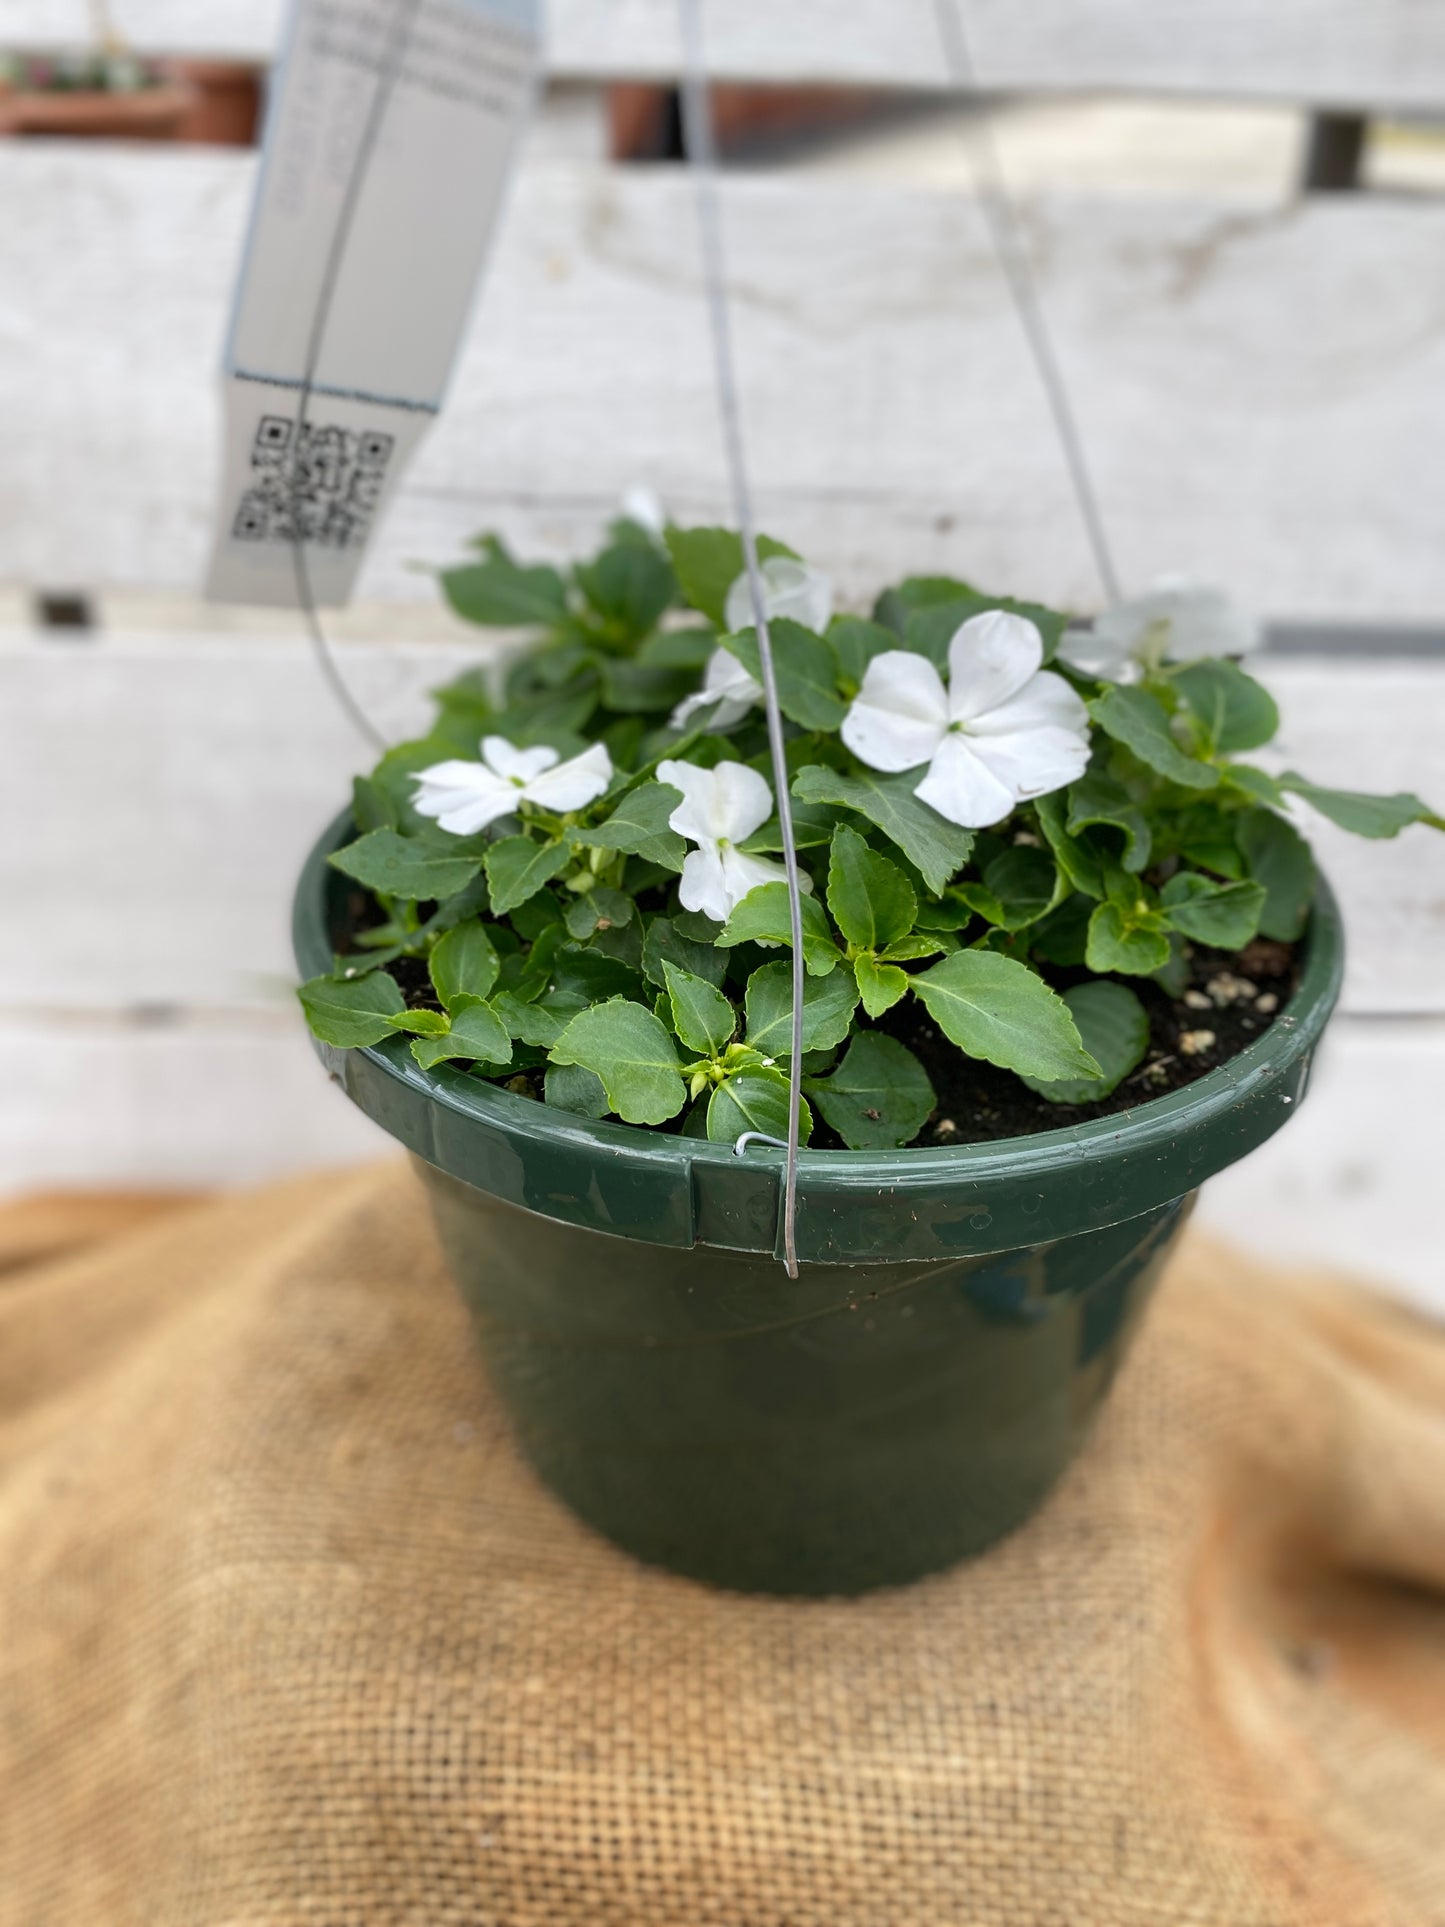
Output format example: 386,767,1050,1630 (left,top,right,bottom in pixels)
300,520,1443,1151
